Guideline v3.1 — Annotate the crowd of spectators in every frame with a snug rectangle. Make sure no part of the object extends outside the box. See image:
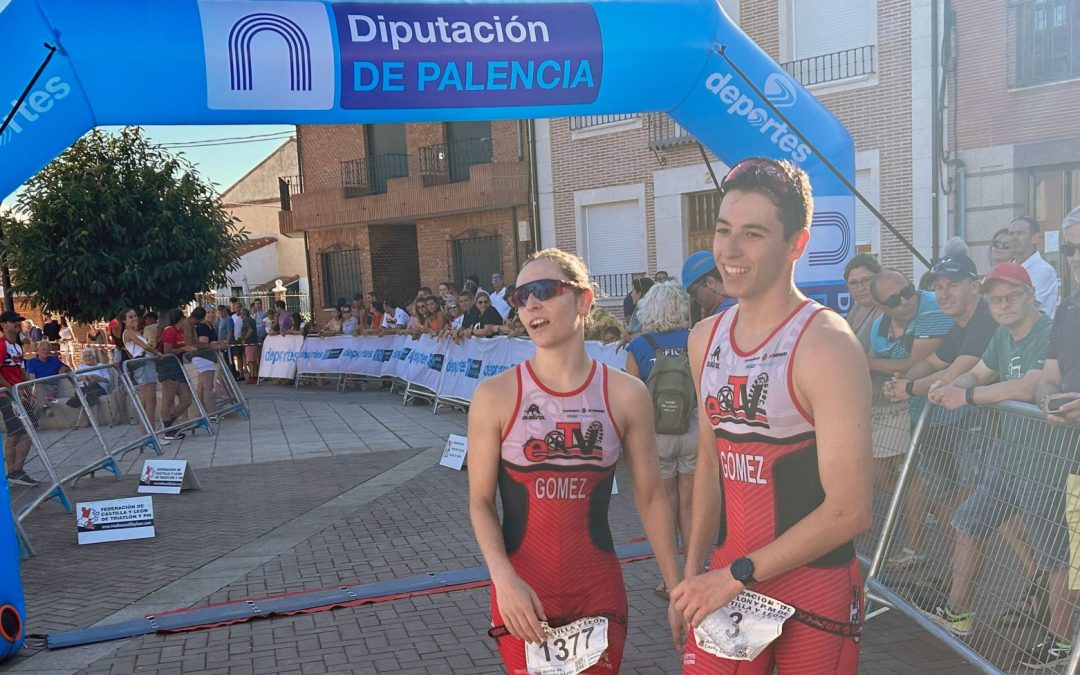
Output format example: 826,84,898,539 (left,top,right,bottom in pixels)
844,213,1080,668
